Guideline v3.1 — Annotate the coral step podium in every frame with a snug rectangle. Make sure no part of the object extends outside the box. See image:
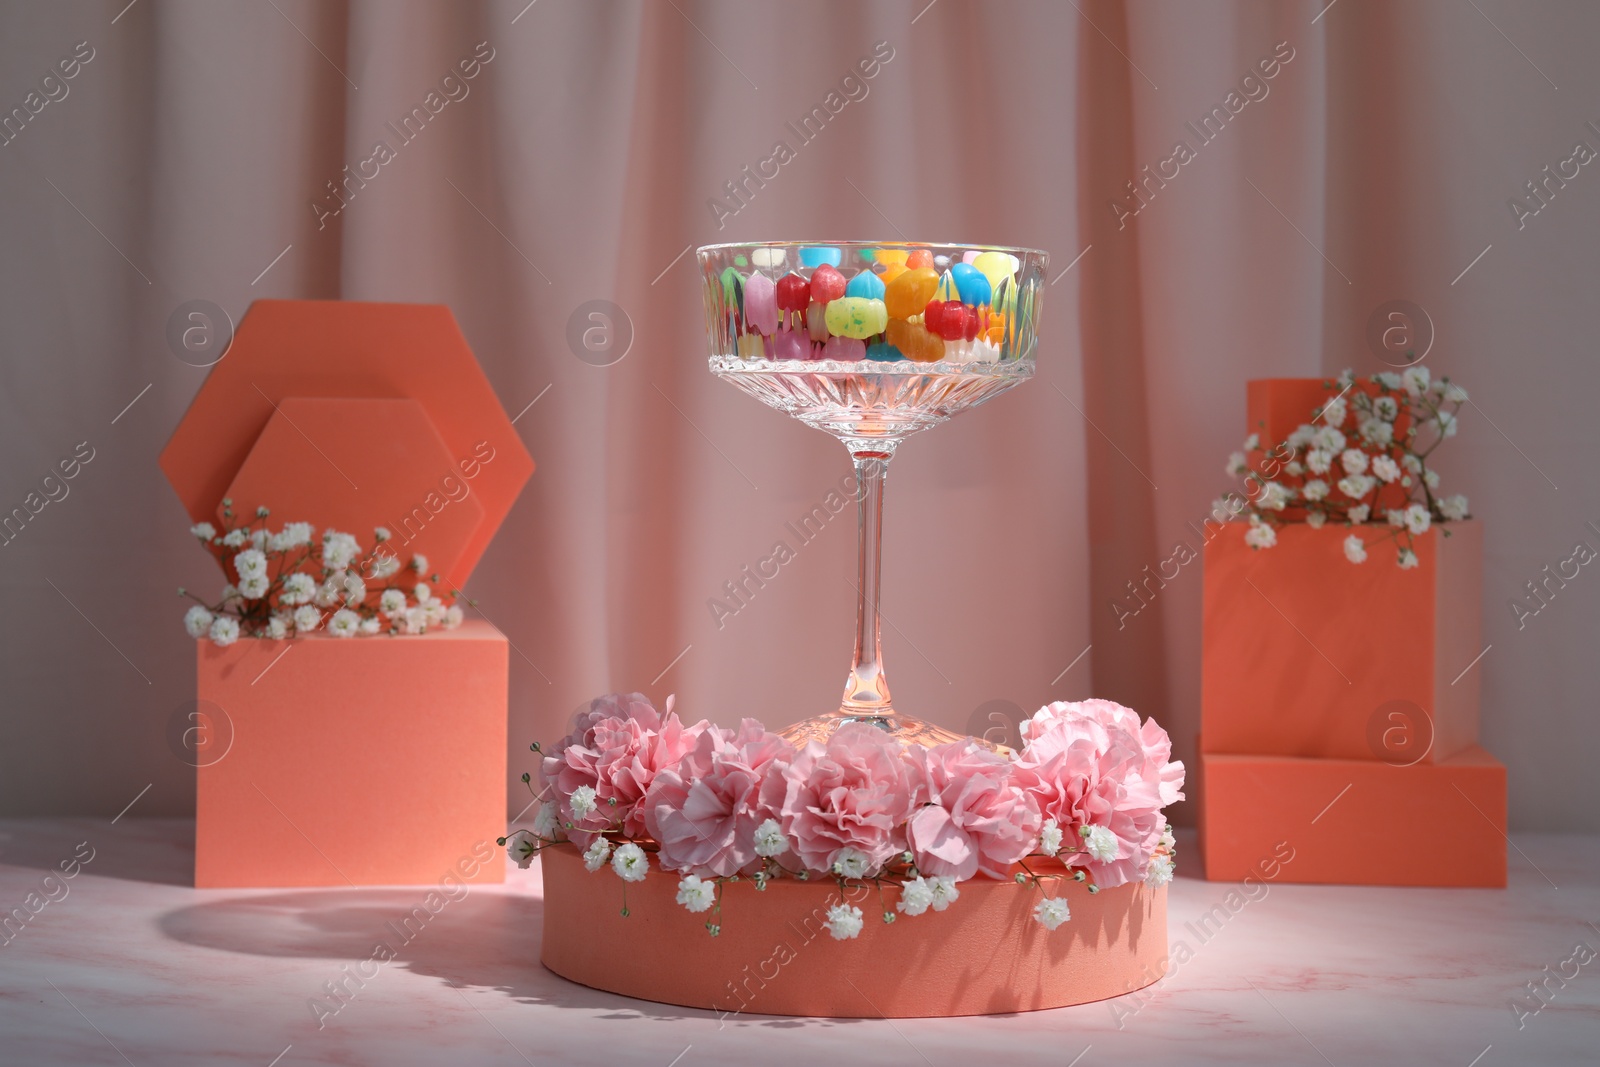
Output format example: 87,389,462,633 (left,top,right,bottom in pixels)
1199,379,1507,887
161,300,533,887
